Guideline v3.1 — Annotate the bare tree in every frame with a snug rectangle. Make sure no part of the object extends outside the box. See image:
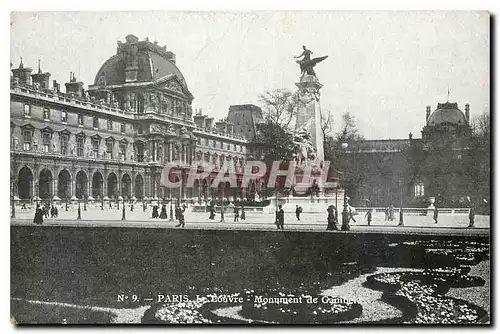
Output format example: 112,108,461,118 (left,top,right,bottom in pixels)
258,89,298,129
336,111,363,144
320,109,334,141
472,112,490,139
